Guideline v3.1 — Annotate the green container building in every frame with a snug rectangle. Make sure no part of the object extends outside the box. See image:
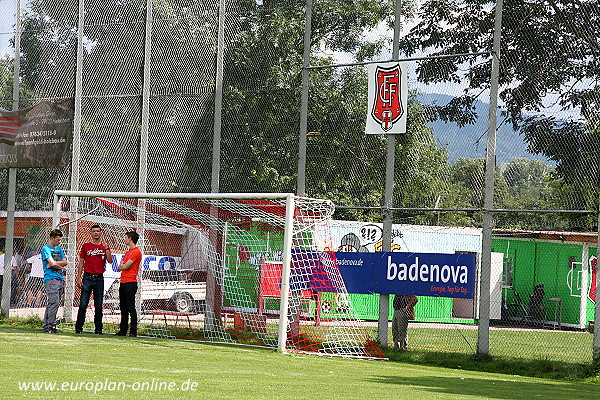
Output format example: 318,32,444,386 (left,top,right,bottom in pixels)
492,230,597,329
